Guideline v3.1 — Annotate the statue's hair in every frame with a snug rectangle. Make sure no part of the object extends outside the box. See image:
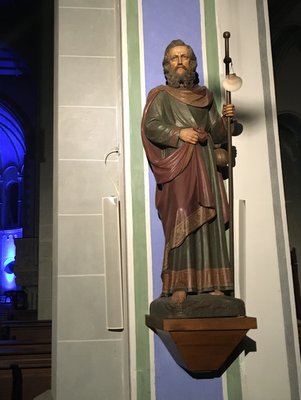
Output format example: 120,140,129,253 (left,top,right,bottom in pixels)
162,39,199,86
163,39,197,74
